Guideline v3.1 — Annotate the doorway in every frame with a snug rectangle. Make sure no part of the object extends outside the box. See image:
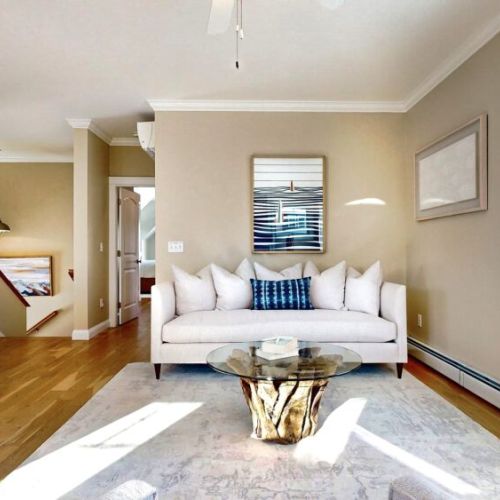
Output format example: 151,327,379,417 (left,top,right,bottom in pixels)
108,177,155,327
134,187,156,298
